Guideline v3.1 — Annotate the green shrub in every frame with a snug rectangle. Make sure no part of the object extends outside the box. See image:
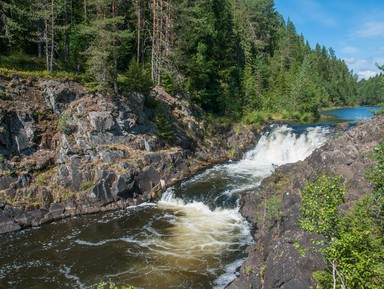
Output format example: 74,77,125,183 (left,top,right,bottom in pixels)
242,110,268,125
123,60,153,94
299,174,346,240
154,105,174,140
